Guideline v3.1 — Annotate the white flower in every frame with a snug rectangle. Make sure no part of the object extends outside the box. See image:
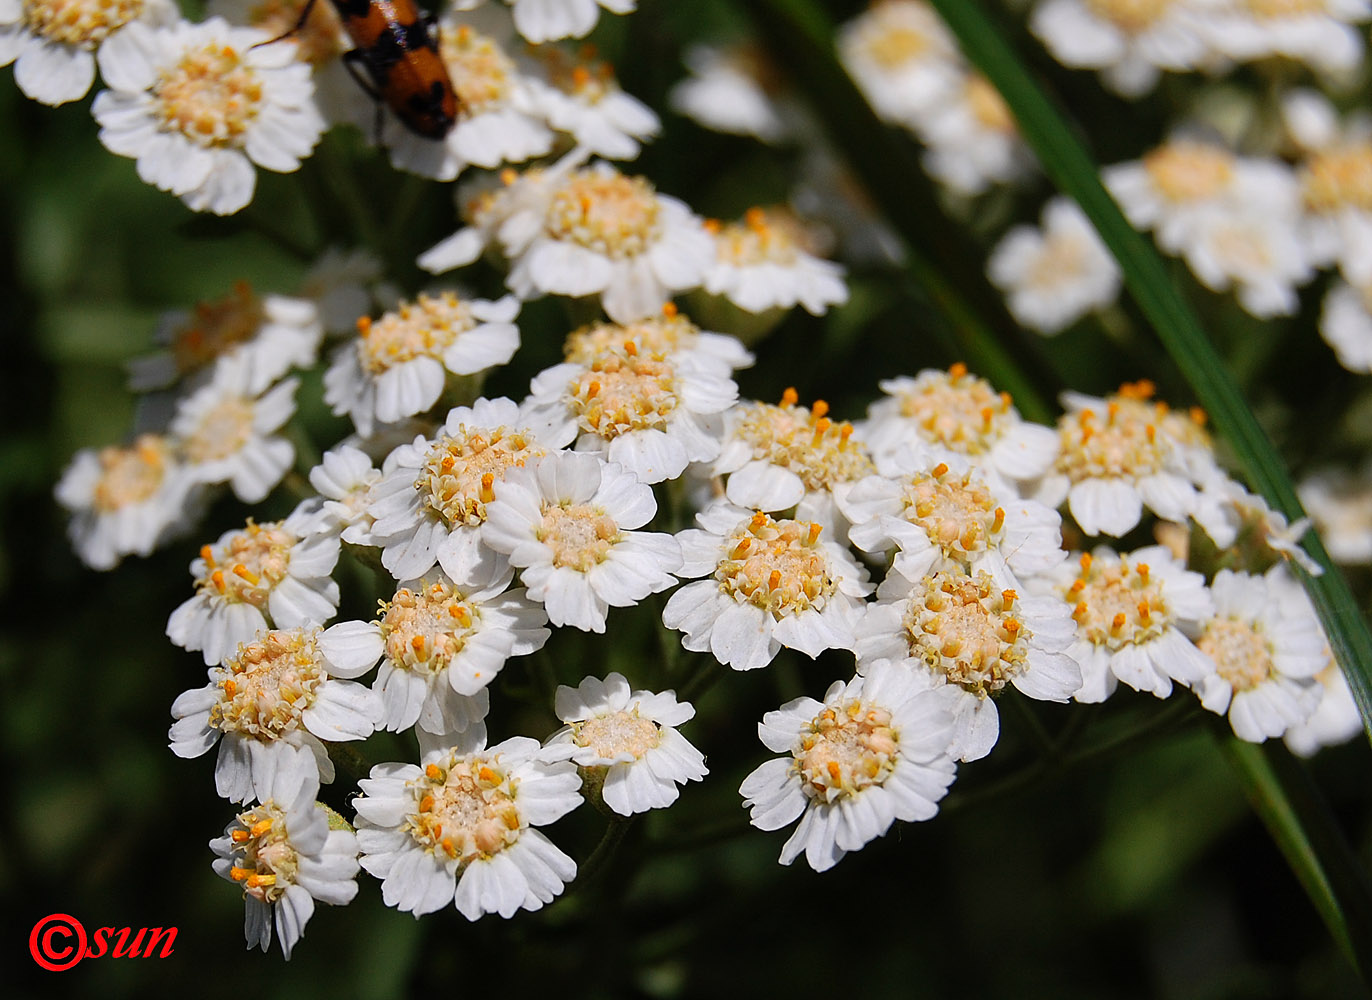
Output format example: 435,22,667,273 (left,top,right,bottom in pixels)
669,44,788,143
560,307,753,377
0,0,176,105
738,662,957,872
1285,662,1362,757
210,767,359,960
55,433,198,570
917,74,1035,196
93,17,324,215
1040,545,1215,702
529,46,659,160
1200,0,1369,75
169,626,381,802
857,567,1080,761
297,246,385,336
703,207,849,316
354,732,582,919
381,23,553,182
361,396,556,584
1179,204,1314,318
322,292,521,437
1029,0,1212,97
544,673,707,815
840,452,1067,589
128,283,323,395
455,0,635,43
166,502,341,666
1039,382,1209,537
1192,470,1322,575
663,503,872,671
861,366,1060,488
169,356,298,503
712,390,875,535
505,161,716,324
481,452,682,632
1286,91,1372,280
1298,462,1372,565
1319,277,1372,372
1193,569,1328,742
837,0,961,127
319,562,548,733
305,444,383,541
988,197,1120,334
522,334,737,485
